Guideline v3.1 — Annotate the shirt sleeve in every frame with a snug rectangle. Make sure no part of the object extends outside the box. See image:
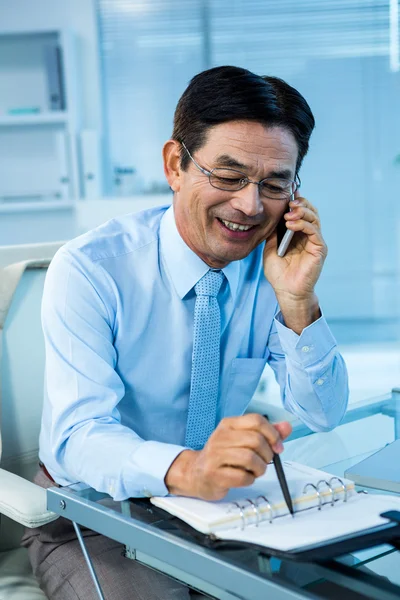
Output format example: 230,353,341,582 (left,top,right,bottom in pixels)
41,248,186,501
266,308,349,432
